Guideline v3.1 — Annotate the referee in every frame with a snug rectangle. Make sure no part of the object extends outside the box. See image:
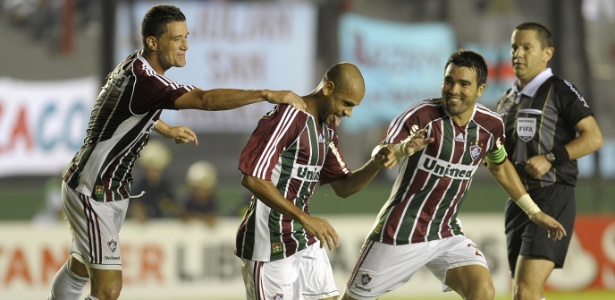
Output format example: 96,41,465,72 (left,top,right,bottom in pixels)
497,22,604,300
